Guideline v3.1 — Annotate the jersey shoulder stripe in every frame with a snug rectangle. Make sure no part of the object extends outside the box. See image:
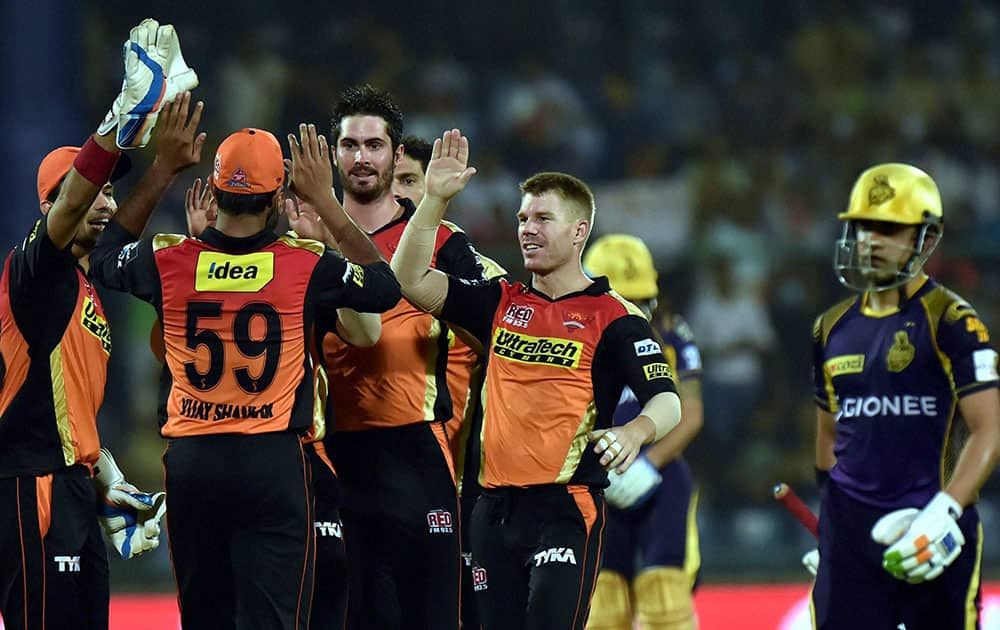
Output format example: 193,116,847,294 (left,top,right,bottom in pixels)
439,219,466,234
606,289,645,319
152,234,187,252
816,296,858,346
276,234,325,256
479,254,507,280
